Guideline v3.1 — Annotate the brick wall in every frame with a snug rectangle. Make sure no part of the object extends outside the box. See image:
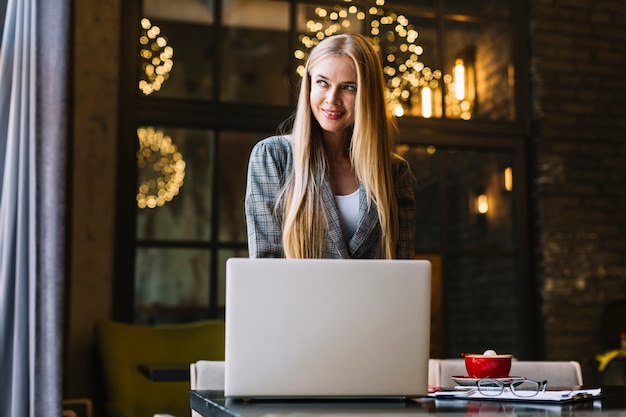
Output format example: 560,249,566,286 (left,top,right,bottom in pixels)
529,0,626,384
